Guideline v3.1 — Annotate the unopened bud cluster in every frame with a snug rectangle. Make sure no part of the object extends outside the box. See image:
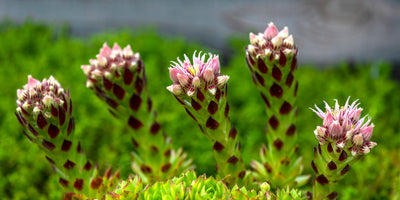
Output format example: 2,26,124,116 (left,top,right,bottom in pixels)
81,43,142,89
247,22,296,67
